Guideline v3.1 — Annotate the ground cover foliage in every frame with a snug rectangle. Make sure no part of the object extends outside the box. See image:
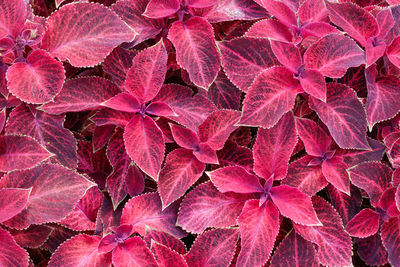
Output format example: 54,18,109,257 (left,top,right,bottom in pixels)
0,0,400,266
